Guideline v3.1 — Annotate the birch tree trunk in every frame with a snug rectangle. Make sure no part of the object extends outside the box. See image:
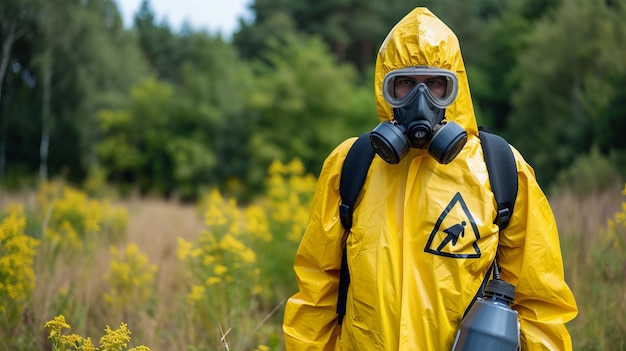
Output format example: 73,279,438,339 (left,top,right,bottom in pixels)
39,48,52,182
